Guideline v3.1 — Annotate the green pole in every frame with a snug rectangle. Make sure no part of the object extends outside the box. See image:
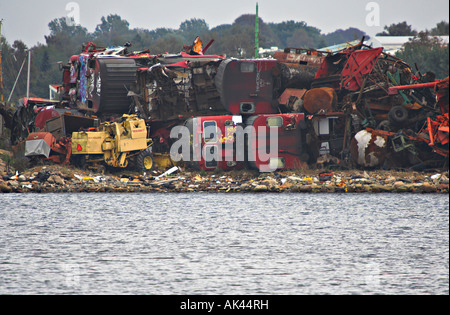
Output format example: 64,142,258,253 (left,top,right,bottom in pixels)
255,2,259,58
